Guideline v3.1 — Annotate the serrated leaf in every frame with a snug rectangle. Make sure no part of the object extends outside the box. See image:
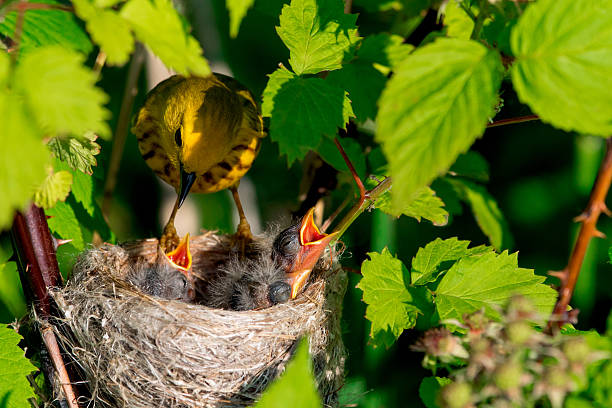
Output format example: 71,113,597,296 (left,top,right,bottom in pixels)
46,200,85,250
0,324,38,408
419,377,452,408
0,94,49,230
48,134,100,175
276,0,360,75
435,251,557,323
33,169,73,209
317,136,366,180
375,185,448,226
376,38,503,211
0,0,93,55
227,0,256,38
72,0,134,65
262,69,354,164
357,33,414,68
357,248,425,348
326,61,386,121
120,0,210,76
511,0,612,136
411,237,492,285
14,46,110,138
54,160,96,216
446,178,513,250
442,0,475,40
255,338,321,408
